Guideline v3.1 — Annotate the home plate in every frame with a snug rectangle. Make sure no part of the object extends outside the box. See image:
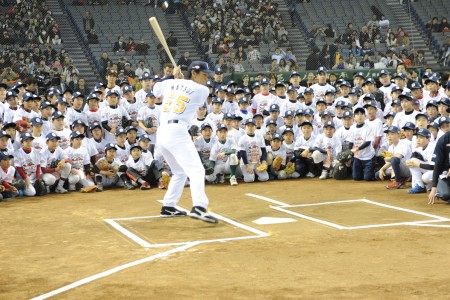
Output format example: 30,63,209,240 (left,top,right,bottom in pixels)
253,217,297,225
